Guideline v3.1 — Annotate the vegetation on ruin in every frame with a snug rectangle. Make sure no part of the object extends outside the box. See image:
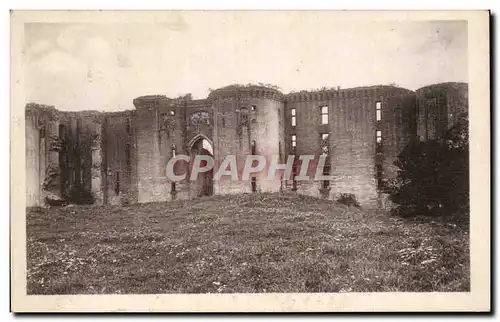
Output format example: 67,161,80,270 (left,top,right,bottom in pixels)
387,112,469,223
287,86,340,95
172,93,193,101
209,83,282,93
27,193,468,294
25,102,58,114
